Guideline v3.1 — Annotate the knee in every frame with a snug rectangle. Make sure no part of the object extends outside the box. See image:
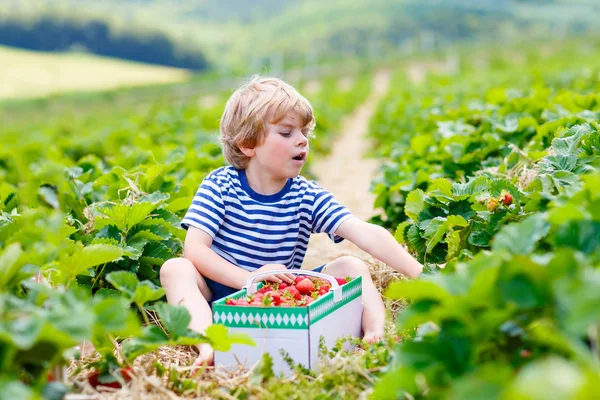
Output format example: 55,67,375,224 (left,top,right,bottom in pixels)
330,256,370,277
160,257,197,286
